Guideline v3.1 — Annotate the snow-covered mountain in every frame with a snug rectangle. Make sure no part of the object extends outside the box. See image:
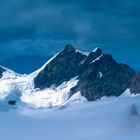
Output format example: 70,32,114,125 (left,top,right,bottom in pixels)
1,45,140,140
34,45,140,100
0,45,140,110
0,53,86,110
